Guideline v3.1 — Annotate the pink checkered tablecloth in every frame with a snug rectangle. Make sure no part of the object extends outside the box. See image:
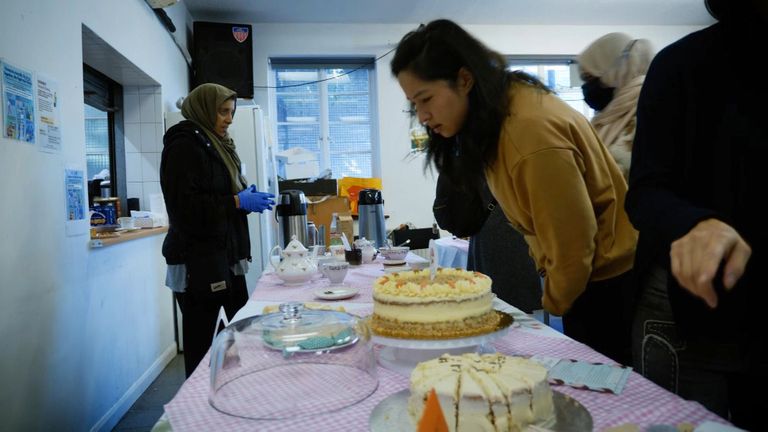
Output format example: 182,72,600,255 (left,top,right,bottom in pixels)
165,331,728,431
164,258,731,431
